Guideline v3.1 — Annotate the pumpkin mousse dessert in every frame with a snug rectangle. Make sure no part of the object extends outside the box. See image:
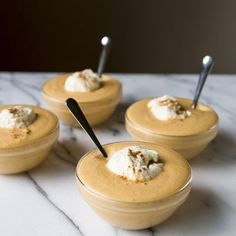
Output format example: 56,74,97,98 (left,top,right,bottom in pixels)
76,141,192,230
125,95,219,159
0,105,59,174
42,69,122,127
